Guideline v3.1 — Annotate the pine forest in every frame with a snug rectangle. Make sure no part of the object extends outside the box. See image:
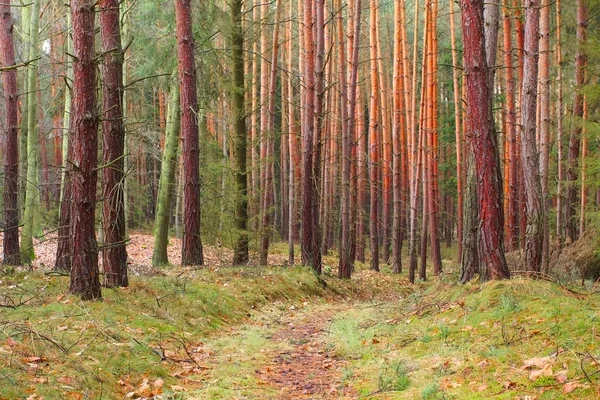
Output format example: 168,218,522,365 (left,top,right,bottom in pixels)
1,0,600,398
